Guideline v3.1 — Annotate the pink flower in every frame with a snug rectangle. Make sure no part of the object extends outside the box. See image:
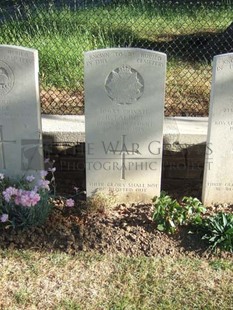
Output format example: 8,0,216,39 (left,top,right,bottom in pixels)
26,175,35,182
65,199,75,207
0,214,8,223
44,158,50,164
29,191,40,206
37,179,50,191
19,192,30,207
40,170,48,178
3,187,18,202
14,190,40,207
